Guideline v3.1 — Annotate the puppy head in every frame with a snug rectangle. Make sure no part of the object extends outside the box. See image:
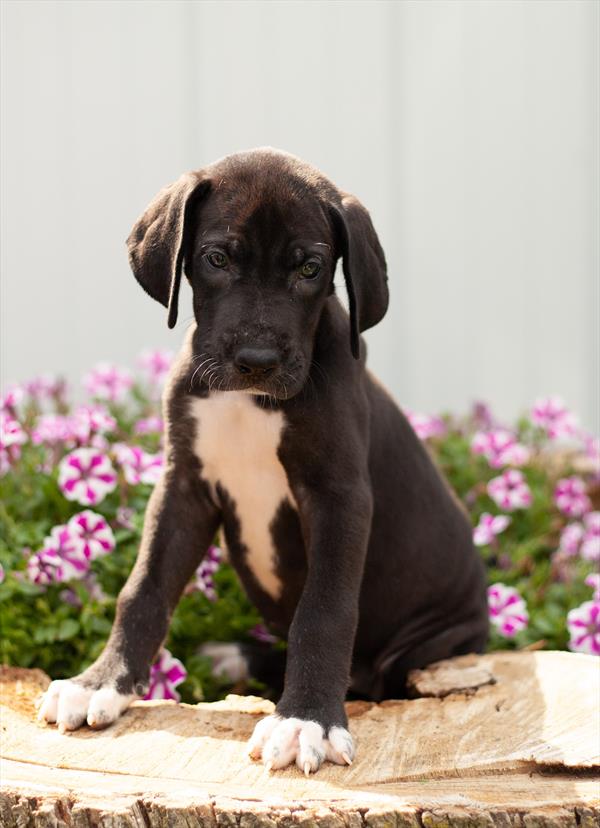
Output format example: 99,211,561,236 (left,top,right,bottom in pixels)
127,148,388,398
